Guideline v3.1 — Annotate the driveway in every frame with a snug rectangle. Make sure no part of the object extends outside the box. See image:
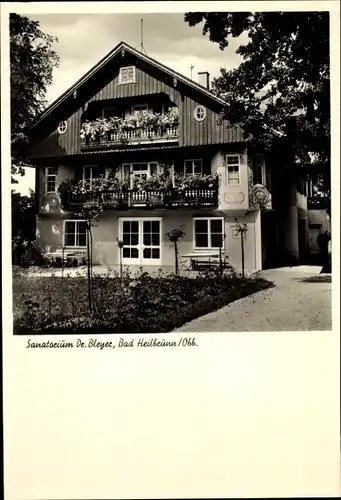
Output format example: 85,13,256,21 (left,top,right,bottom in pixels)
174,266,332,332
